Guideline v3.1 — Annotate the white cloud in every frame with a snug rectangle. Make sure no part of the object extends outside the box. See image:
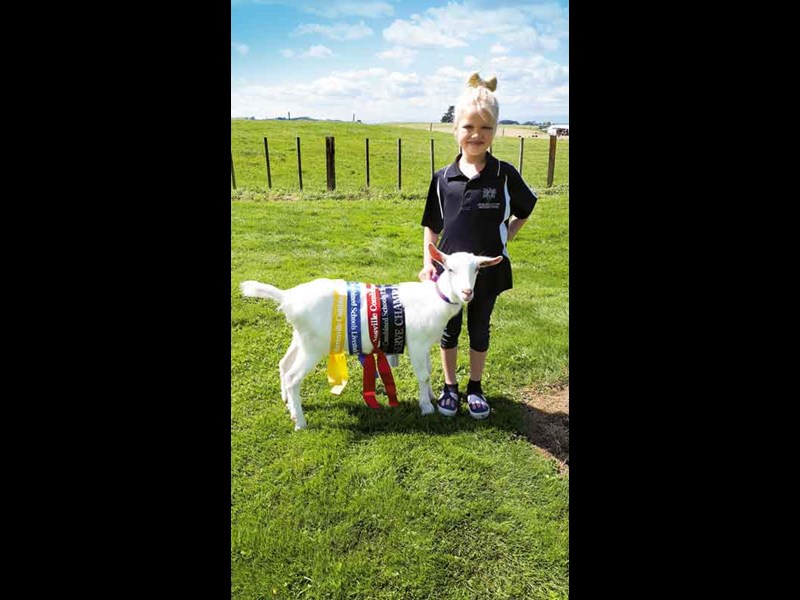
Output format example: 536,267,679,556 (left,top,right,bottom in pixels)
490,55,569,85
295,21,373,41
383,16,466,48
304,1,394,18
382,2,567,52
434,66,467,80
499,26,561,52
232,63,567,121
378,46,417,67
232,67,438,122
485,54,569,115
231,42,249,56
302,44,333,58
231,3,568,122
